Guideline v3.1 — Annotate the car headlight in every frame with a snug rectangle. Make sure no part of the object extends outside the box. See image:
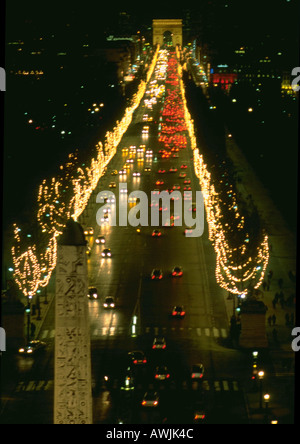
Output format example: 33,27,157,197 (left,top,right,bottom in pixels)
19,348,25,353
110,303,115,308
104,303,108,307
